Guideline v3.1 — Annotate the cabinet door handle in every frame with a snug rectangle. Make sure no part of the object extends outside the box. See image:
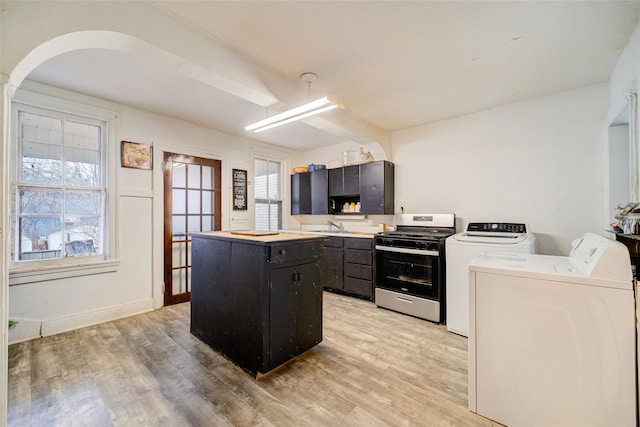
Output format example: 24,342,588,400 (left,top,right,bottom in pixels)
292,271,301,283
279,249,286,255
